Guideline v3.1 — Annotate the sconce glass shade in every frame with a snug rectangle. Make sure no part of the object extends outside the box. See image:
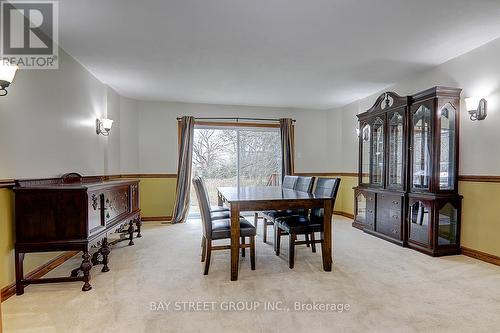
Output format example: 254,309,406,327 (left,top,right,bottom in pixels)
96,118,114,136
0,60,19,96
465,97,479,111
101,118,114,130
